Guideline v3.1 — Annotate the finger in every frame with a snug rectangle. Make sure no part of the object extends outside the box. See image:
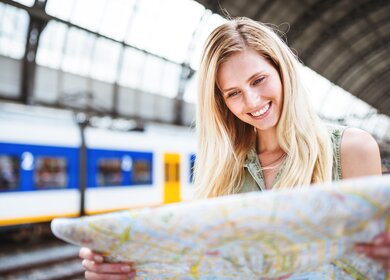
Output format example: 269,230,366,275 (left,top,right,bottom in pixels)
82,259,134,274
354,244,372,255
355,244,389,257
374,231,390,245
128,270,137,280
369,246,390,258
79,247,104,263
85,271,134,280
384,258,390,269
